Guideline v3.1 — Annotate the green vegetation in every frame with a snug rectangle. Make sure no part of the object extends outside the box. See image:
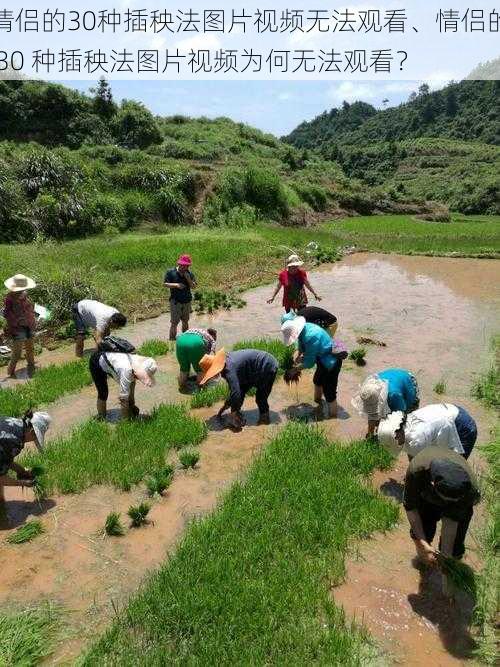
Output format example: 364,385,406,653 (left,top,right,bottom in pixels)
127,502,151,528
193,289,246,314
190,382,228,409
349,348,367,366
433,379,447,395
22,405,207,494
0,603,60,666
136,339,170,358
84,424,397,664
233,338,290,371
145,466,174,497
178,449,200,469
6,520,44,545
436,553,477,597
472,339,499,408
104,512,125,537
